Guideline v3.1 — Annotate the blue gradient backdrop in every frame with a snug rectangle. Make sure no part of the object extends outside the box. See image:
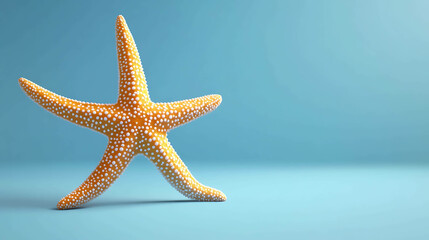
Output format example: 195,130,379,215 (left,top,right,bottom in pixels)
1,0,429,239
